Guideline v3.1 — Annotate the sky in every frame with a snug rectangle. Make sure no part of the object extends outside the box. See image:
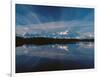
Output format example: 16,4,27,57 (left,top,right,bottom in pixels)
16,4,94,38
